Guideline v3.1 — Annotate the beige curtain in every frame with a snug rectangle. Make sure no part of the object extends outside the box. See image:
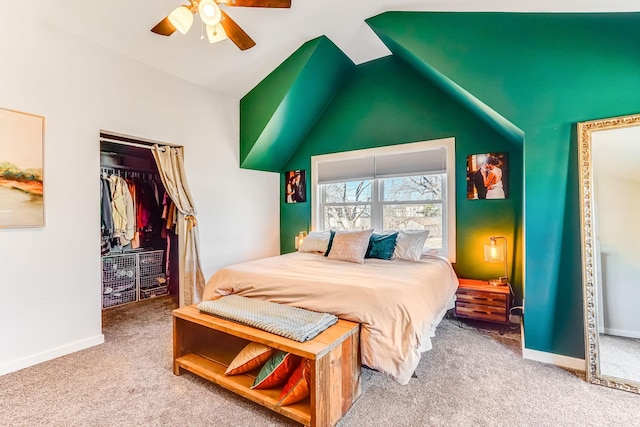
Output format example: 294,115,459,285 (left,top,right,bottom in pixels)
152,145,205,306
